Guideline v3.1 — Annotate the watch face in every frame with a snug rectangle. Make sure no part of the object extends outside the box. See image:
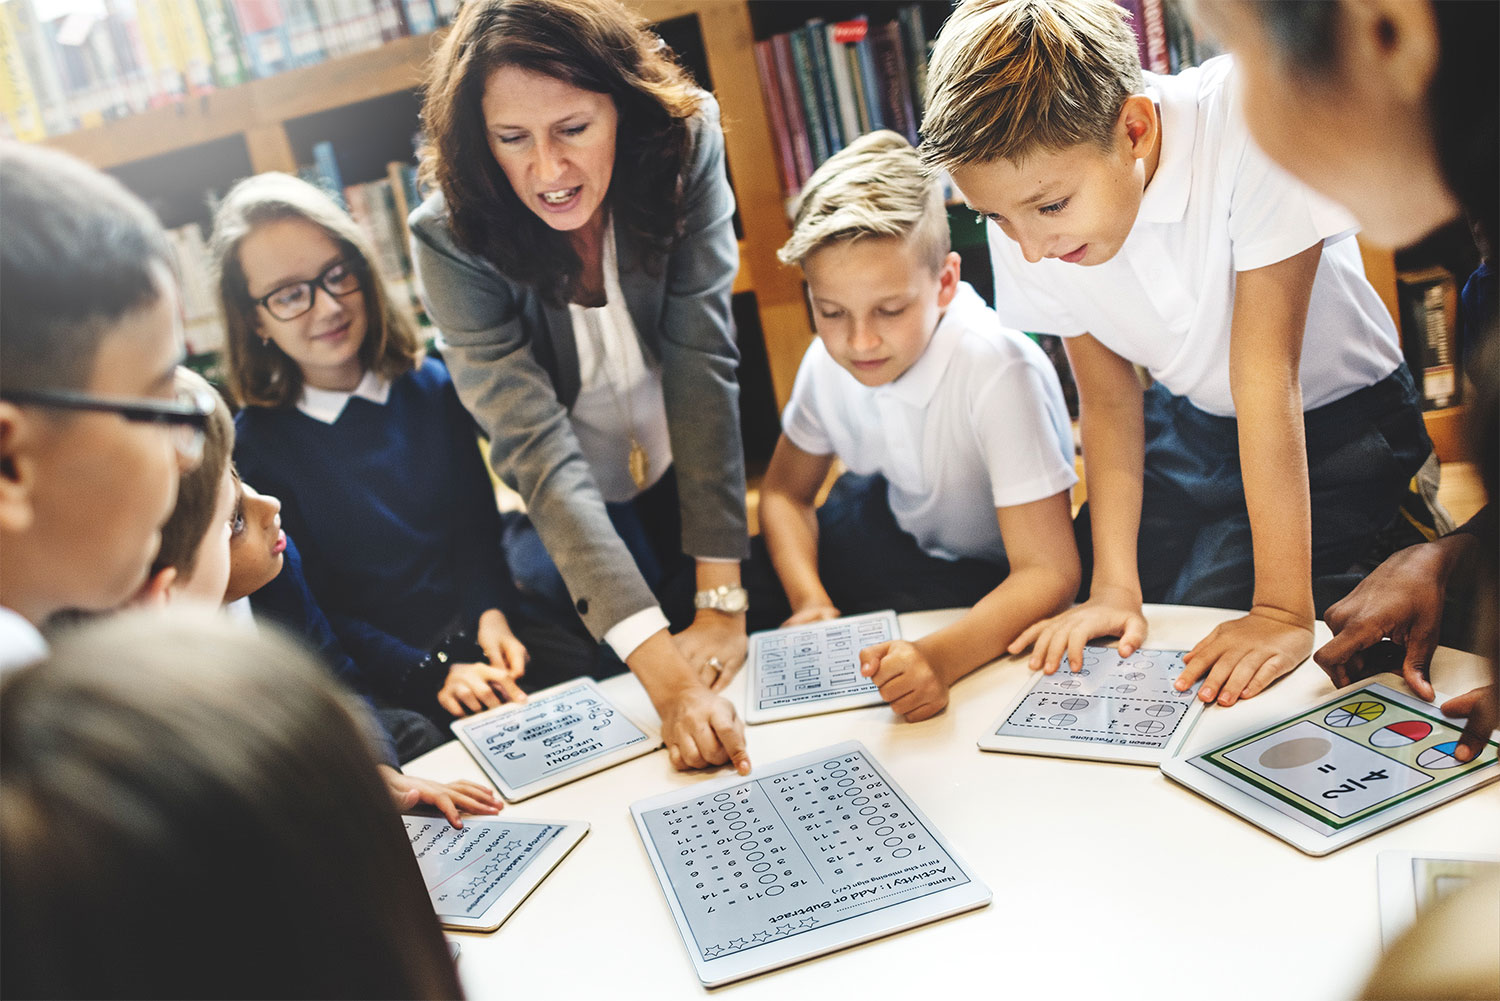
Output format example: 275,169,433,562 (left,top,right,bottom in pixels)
720,588,748,613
